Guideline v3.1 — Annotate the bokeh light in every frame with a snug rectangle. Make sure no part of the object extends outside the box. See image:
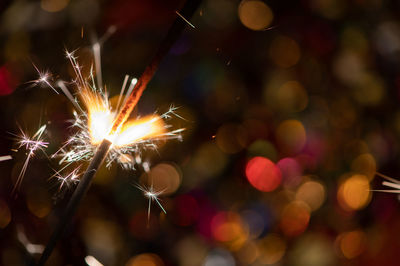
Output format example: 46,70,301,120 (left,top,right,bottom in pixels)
245,156,282,192
265,80,308,113
211,211,248,250
337,174,371,211
280,201,310,237
337,230,367,259
241,209,266,239
203,248,235,266
269,36,301,68
288,234,336,266
295,180,326,211
257,234,286,265
41,0,69,13
275,120,307,155
277,157,303,188
247,140,277,161
126,253,164,266
351,153,376,180
238,0,273,31
1,0,400,265
142,162,182,195
237,241,259,265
